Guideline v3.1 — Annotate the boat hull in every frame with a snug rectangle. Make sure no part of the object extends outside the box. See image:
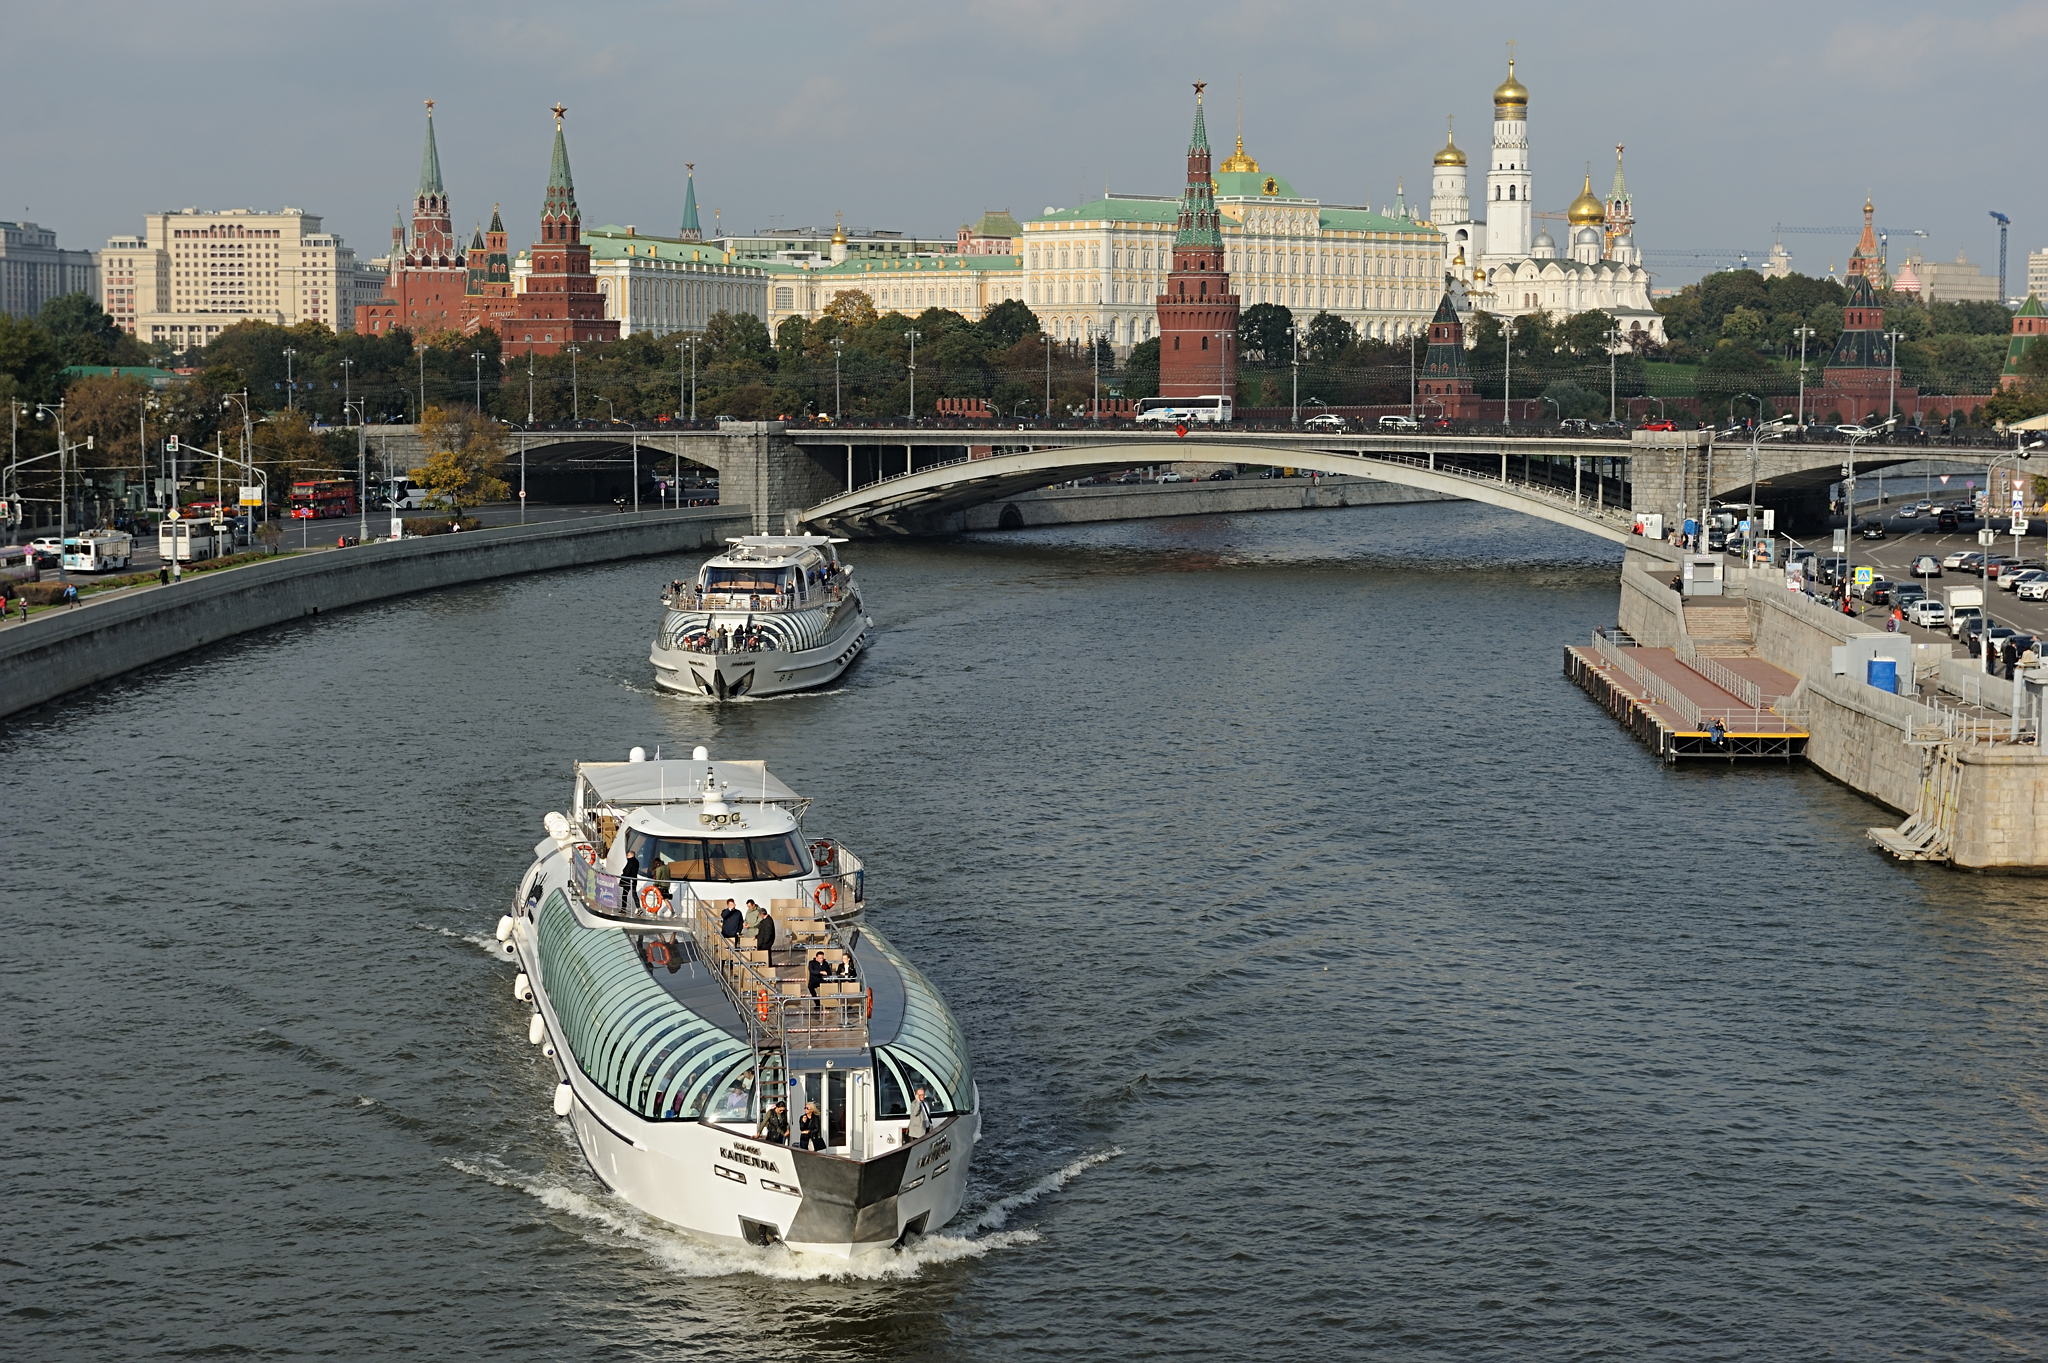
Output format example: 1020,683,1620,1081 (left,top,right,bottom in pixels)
651,615,871,699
